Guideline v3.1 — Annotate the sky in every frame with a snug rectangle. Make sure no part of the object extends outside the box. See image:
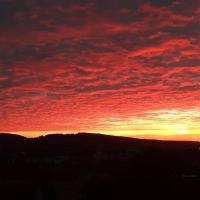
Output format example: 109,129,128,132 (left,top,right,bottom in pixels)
0,0,200,140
